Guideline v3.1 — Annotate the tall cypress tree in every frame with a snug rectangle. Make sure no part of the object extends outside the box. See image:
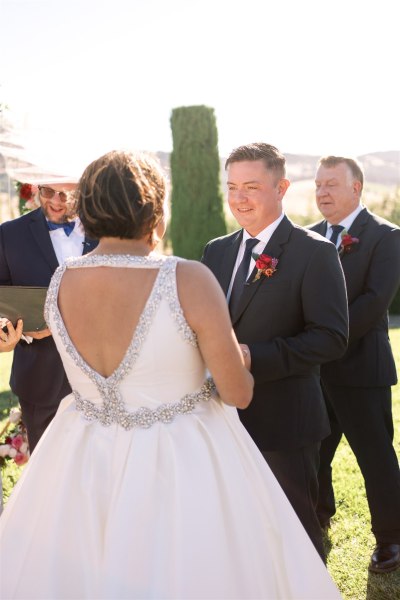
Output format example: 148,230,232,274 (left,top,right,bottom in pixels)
170,105,227,259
